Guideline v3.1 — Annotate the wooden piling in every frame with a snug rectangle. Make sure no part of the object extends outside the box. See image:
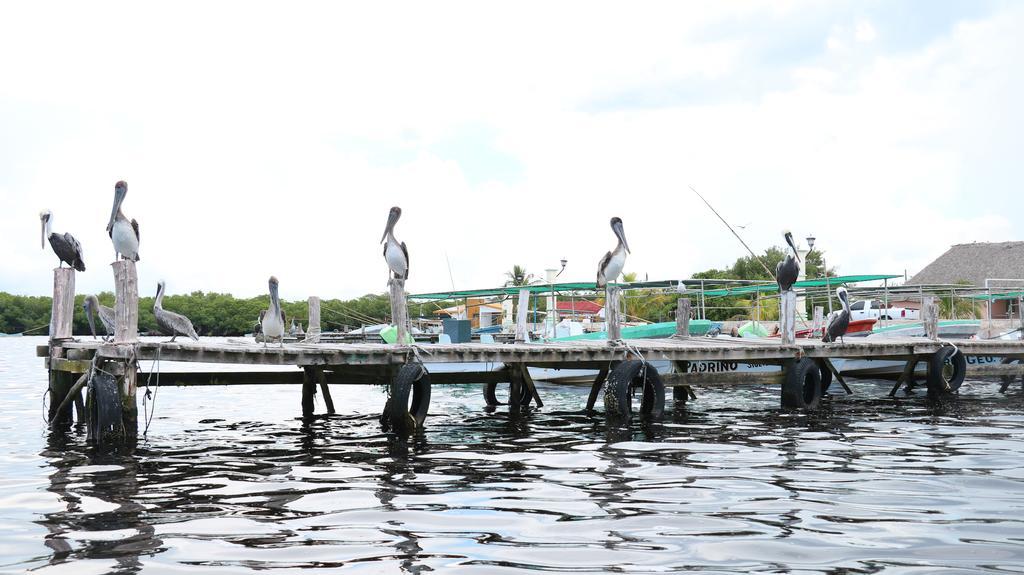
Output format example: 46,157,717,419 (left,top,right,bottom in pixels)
112,260,138,343
675,298,691,339
780,290,797,345
121,361,138,438
301,367,317,417
923,296,938,340
306,296,321,343
812,306,824,337
316,367,335,415
606,286,622,341
49,268,75,341
515,288,530,343
388,279,409,344
47,268,76,428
